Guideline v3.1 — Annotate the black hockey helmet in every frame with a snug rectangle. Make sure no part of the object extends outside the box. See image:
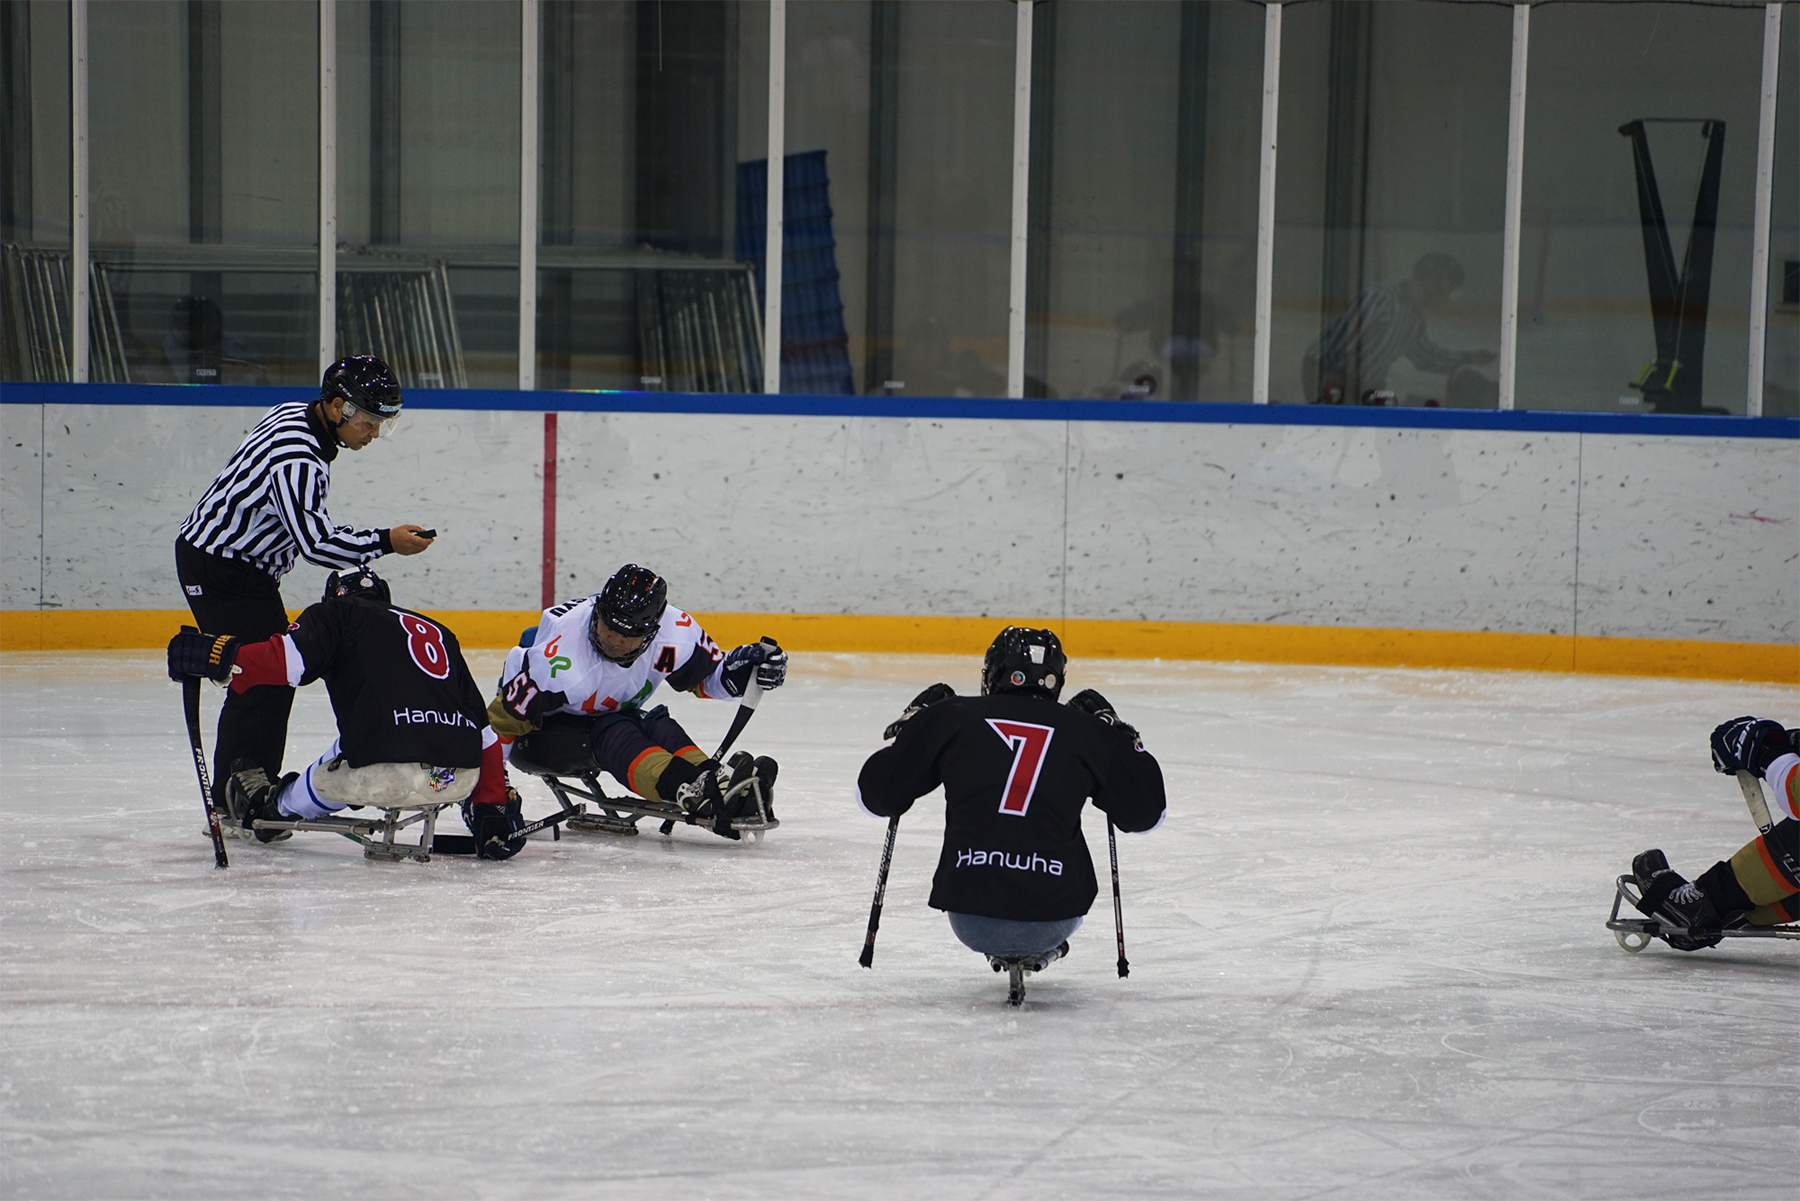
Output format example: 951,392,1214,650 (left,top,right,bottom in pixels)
981,626,1066,701
322,566,392,609
320,355,402,422
590,564,667,664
